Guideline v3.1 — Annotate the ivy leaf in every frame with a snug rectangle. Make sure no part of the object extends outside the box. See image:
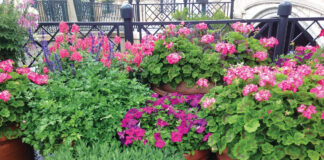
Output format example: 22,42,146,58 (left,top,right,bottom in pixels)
244,119,260,133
